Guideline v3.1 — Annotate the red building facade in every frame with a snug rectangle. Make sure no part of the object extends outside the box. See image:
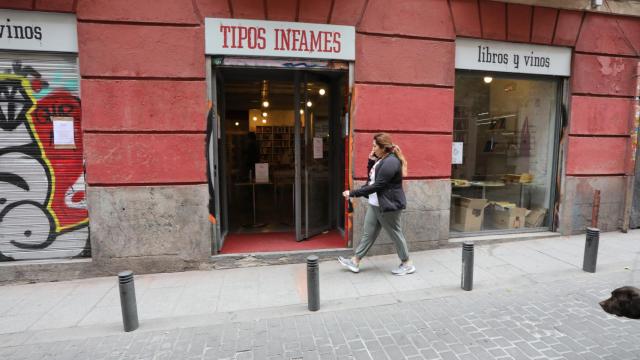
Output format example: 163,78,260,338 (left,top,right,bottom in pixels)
1,0,638,281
